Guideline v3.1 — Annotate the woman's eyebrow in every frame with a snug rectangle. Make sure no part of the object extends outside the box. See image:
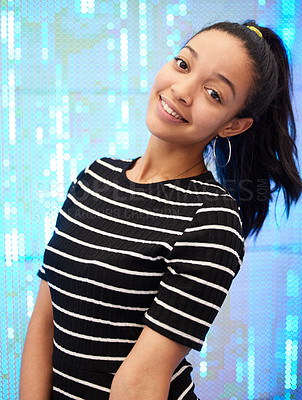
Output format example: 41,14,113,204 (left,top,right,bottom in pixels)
183,45,198,59
214,73,236,99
